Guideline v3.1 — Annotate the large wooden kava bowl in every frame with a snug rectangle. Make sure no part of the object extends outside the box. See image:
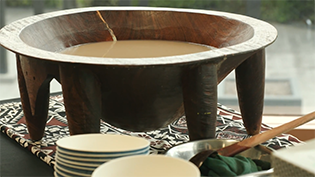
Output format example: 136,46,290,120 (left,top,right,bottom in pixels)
0,7,277,141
